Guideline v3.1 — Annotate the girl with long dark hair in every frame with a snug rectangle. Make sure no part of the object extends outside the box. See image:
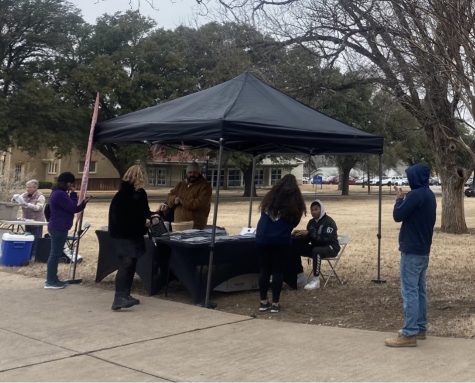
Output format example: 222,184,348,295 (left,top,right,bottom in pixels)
255,174,306,313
